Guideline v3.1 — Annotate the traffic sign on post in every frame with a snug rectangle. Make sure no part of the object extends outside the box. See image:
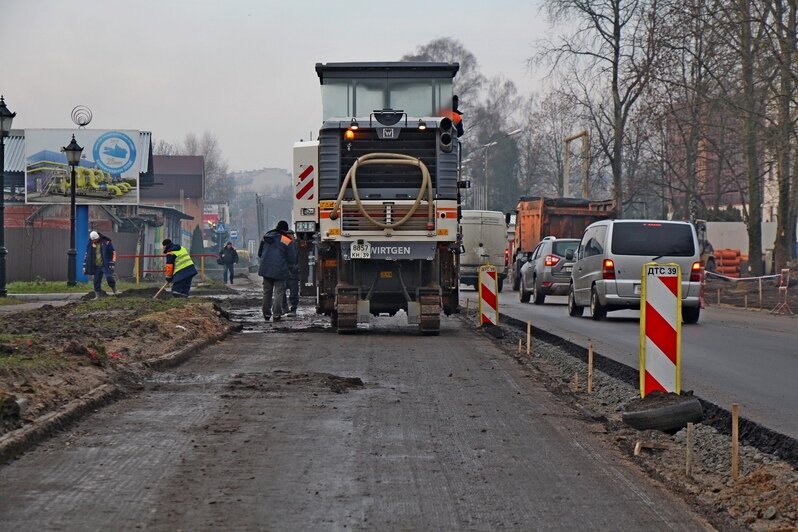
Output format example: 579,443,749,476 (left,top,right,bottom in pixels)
640,262,682,397
229,229,238,240
215,222,227,234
